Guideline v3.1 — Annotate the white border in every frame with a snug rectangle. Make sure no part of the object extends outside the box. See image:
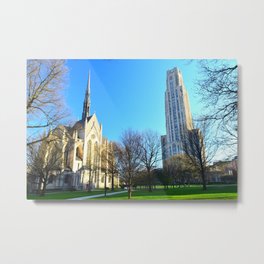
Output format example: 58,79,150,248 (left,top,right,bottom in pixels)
0,1,264,263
